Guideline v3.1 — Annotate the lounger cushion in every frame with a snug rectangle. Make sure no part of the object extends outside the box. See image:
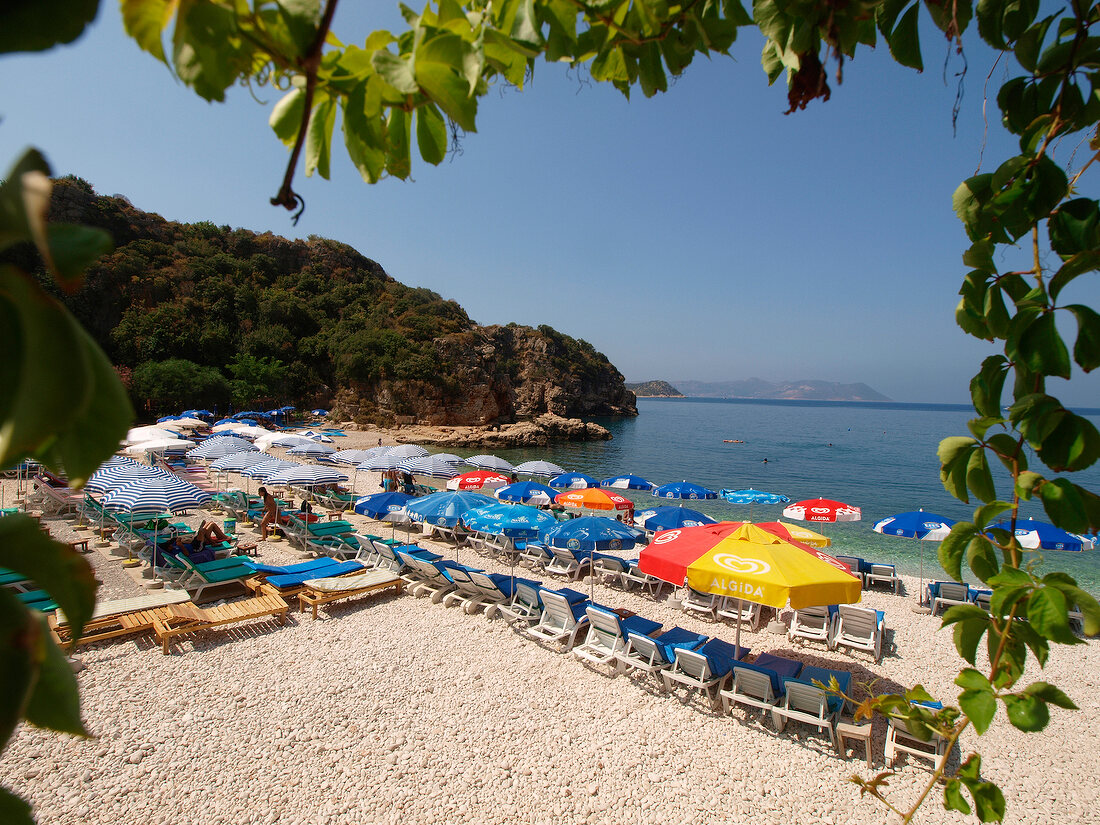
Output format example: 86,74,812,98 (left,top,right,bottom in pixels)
396,545,442,562
621,615,662,638
697,638,749,678
486,574,539,598
739,653,804,695
654,627,708,663
553,588,589,605
266,560,358,588
786,665,852,714
245,558,336,576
